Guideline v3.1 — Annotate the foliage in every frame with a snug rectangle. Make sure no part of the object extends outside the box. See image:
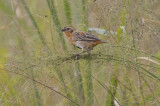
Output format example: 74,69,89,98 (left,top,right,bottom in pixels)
0,0,160,106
